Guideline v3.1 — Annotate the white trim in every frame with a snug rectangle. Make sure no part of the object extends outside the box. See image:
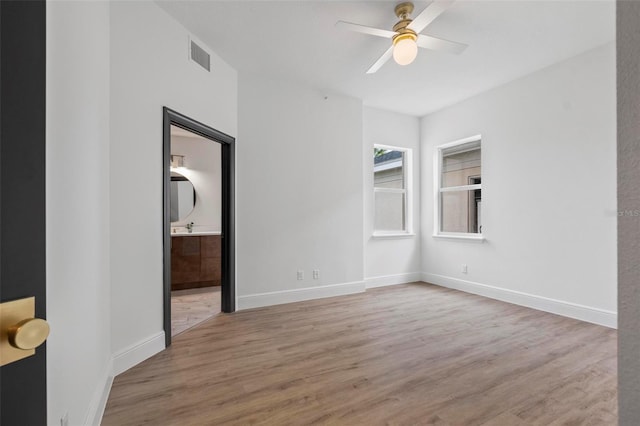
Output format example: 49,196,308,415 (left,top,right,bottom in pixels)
374,187,405,194
375,143,407,151
237,281,365,310
372,232,416,239
440,184,482,192
365,272,422,289
422,272,617,329
432,233,485,242
84,361,113,426
436,134,482,150
433,144,441,234
112,331,165,376
374,159,403,172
